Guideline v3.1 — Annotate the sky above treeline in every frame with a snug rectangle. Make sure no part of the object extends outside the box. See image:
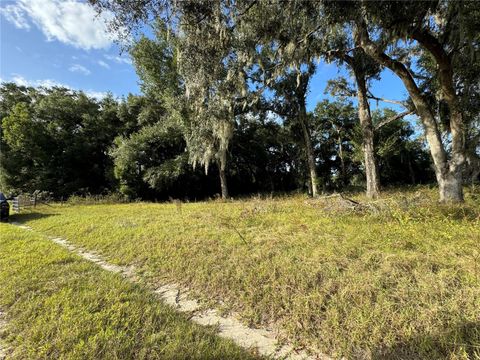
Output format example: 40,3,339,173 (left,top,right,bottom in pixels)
1,0,409,113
